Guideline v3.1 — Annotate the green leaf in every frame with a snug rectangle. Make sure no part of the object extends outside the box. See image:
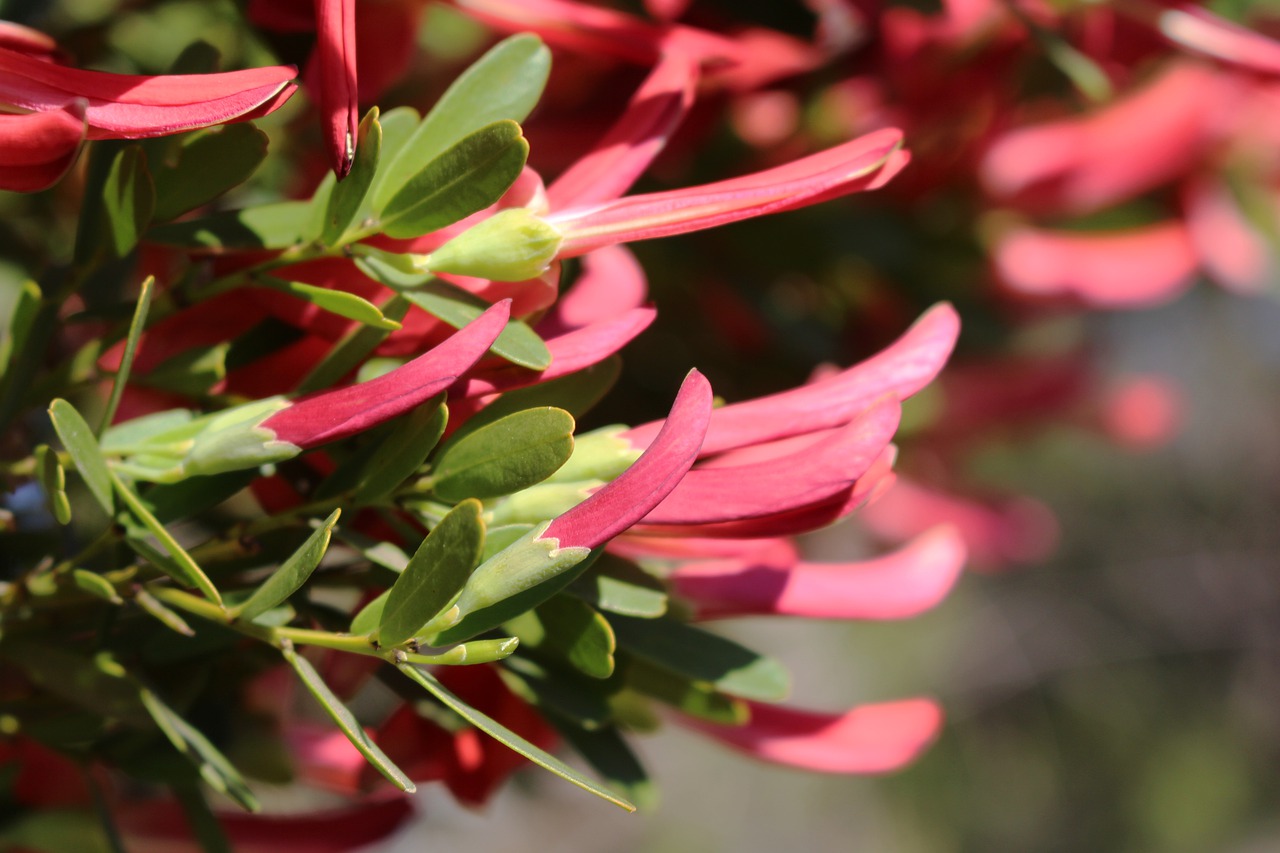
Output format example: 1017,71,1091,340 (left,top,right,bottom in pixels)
102,145,155,257
148,201,312,251
398,662,633,811
334,528,410,573
373,34,550,210
425,207,562,282
138,687,258,812
99,276,154,435
352,249,430,290
254,276,401,330
232,509,340,623
0,279,40,377
73,569,122,604
143,342,228,395
35,443,71,525
140,470,255,525
101,409,195,451
49,398,115,515
350,589,389,636
500,655,613,729
111,468,222,607
297,294,409,394
506,595,616,678
553,723,655,810
378,120,528,239
377,500,484,647
353,399,448,502
0,642,148,725
133,588,195,636
402,281,551,369
624,657,748,725
431,407,574,501
569,554,668,618
172,784,231,853
282,644,416,793
321,108,381,245
150,124,270,221
611,616,790,702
